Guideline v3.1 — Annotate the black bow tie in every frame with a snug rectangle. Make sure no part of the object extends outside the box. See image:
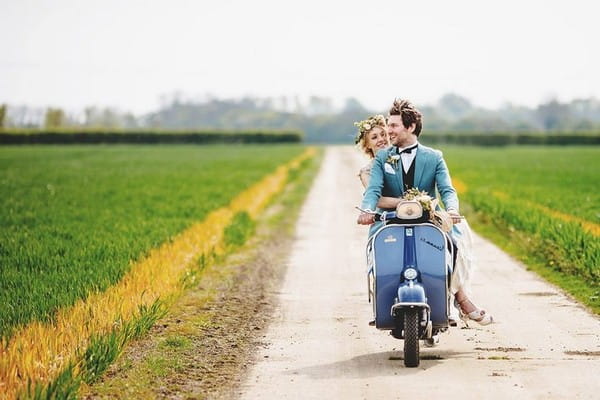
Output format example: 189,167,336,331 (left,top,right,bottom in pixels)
397,144,418,155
